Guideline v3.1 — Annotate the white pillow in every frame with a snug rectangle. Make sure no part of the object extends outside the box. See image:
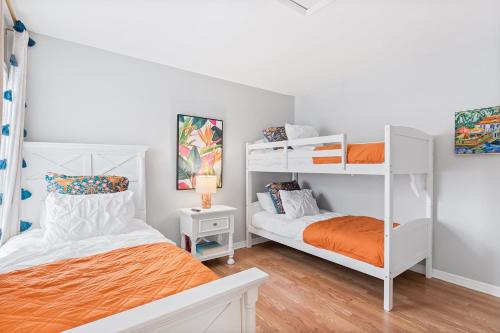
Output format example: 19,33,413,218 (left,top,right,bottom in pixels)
279,189,320,220
253,138,268,144
257,192,276,214
44,191,136,243
285,123,319,141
